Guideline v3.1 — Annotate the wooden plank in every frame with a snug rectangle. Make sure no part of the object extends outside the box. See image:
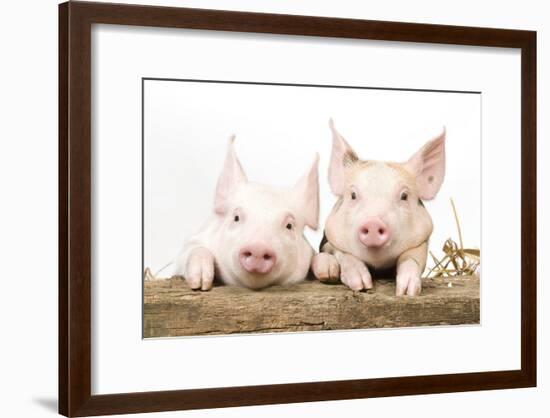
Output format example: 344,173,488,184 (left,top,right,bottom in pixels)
144,276,479,337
